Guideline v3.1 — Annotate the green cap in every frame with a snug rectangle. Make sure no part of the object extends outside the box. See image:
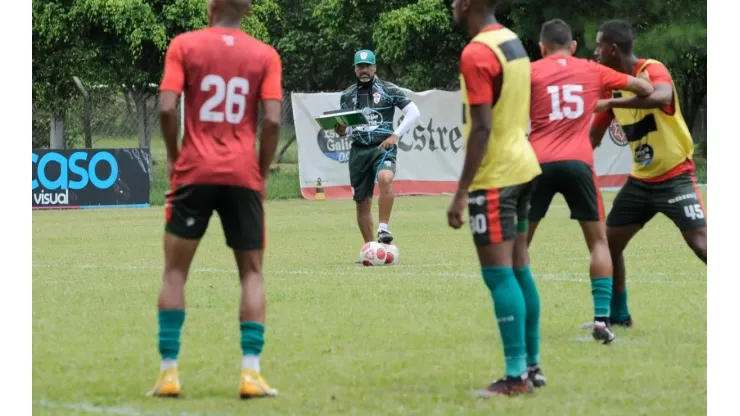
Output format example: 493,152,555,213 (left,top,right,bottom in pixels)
354,49,376,65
